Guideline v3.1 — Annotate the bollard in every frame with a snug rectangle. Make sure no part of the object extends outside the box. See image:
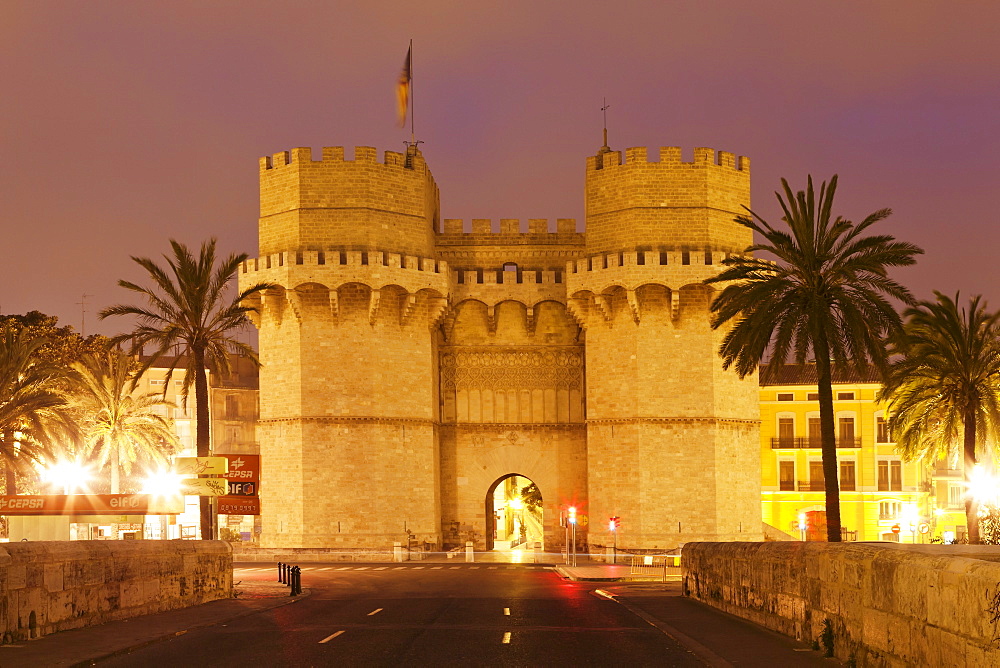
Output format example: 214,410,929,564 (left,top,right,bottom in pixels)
465,540,474,563
393,541,403,563
291,566,301,596
277,561,283,582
